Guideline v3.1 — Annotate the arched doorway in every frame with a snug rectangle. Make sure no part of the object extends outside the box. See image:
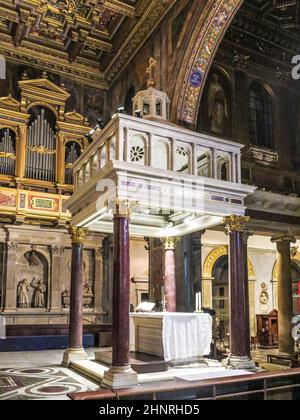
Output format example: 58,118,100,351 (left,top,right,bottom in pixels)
203,245,256,337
